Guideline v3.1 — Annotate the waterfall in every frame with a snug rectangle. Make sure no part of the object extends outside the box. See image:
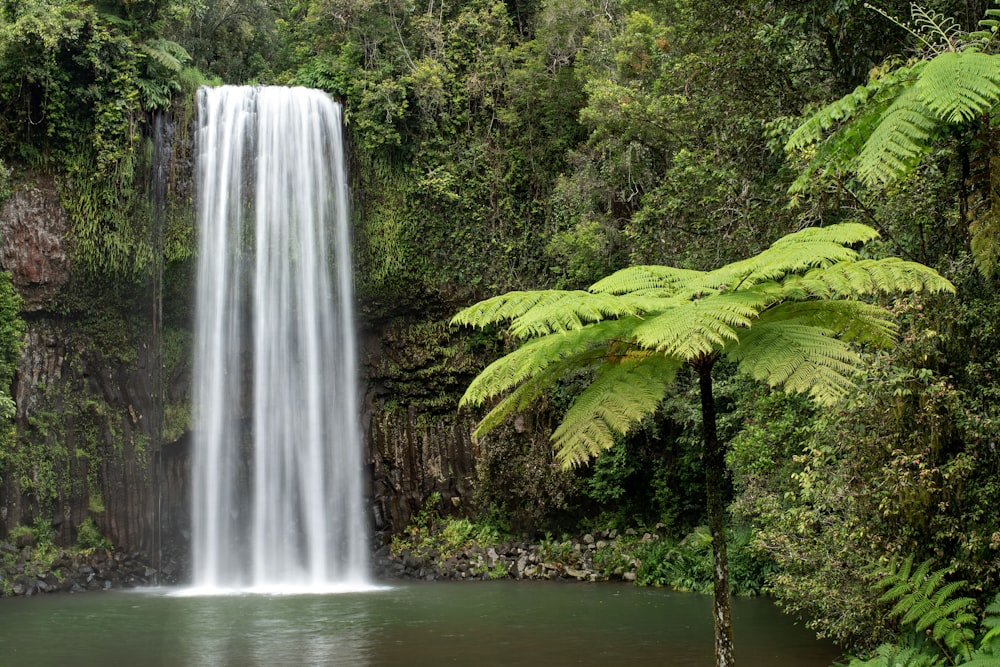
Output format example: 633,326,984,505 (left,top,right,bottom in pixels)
190,85,368,591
